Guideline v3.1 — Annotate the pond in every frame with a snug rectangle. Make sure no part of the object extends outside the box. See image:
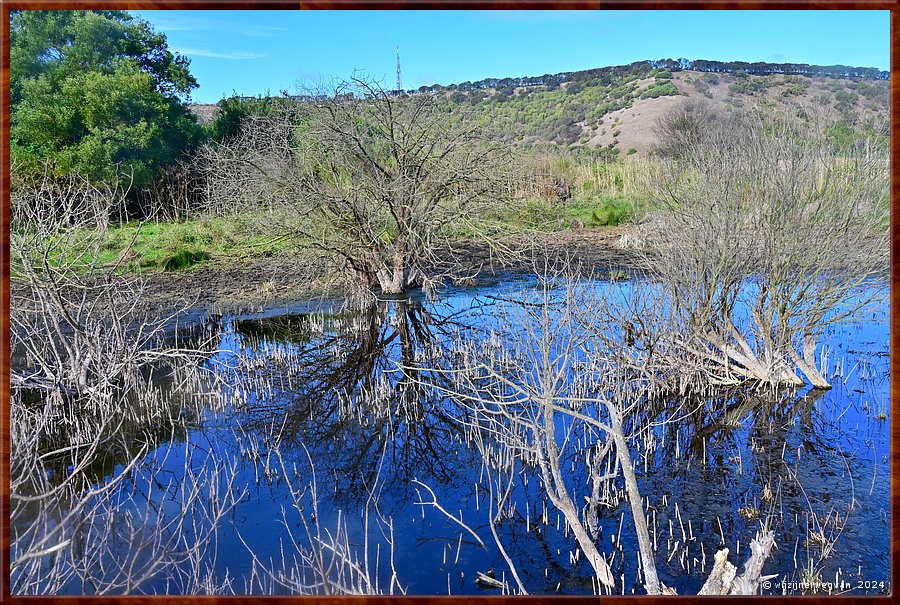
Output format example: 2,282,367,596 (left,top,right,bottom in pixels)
11,274,891,595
